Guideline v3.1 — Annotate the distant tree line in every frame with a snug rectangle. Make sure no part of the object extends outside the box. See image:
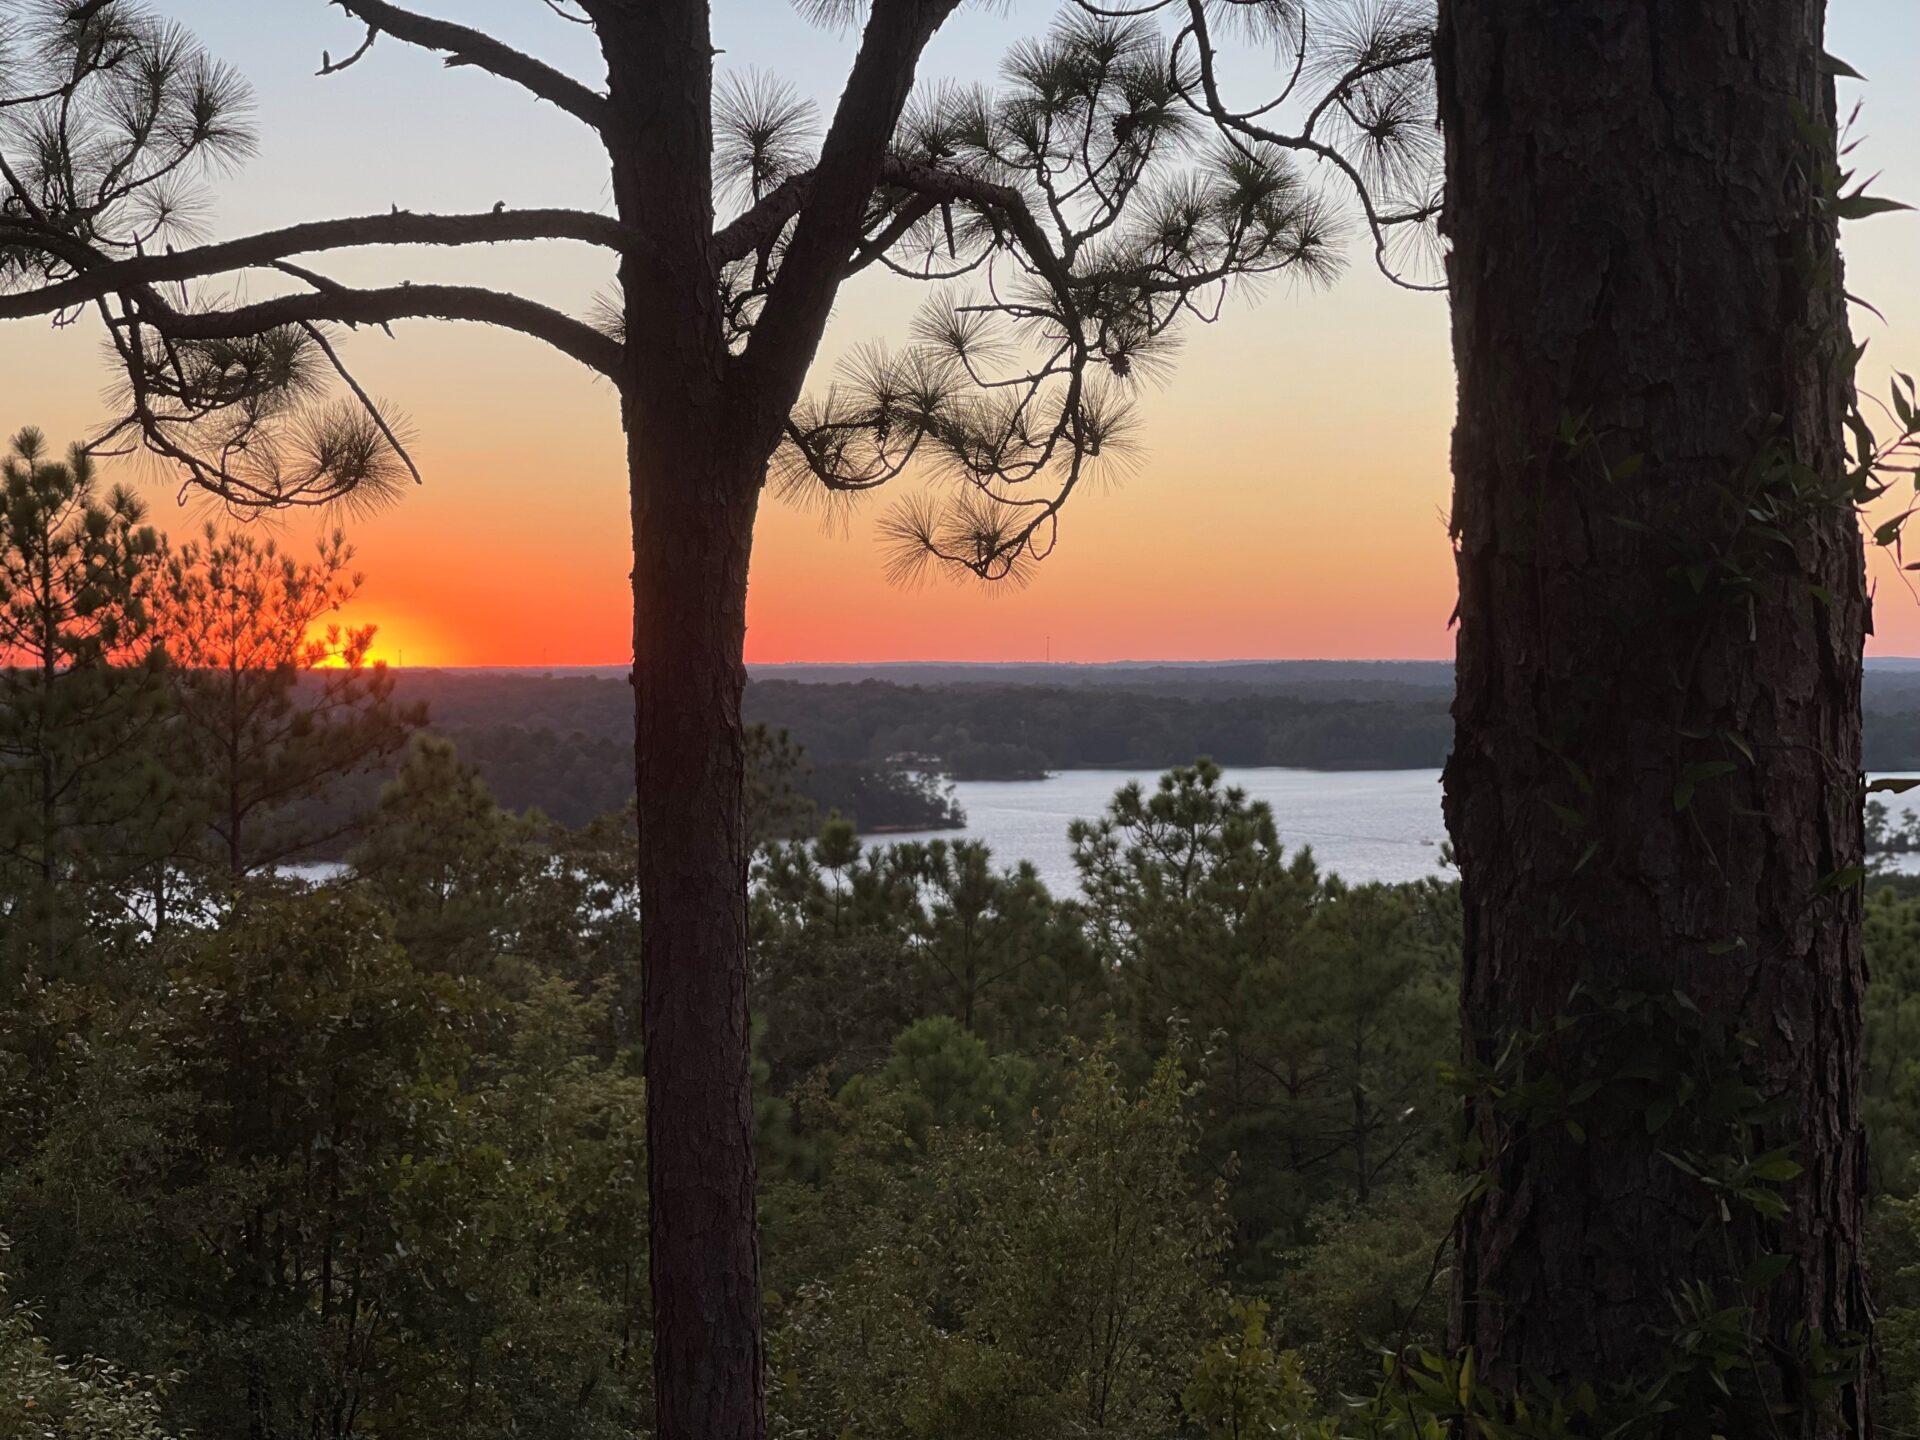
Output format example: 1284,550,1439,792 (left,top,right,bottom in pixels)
385,671,1458,787
745,659,1460,699
361,672,1920,838
744,678,1455,774
354,717,960,840
301,672,956,837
